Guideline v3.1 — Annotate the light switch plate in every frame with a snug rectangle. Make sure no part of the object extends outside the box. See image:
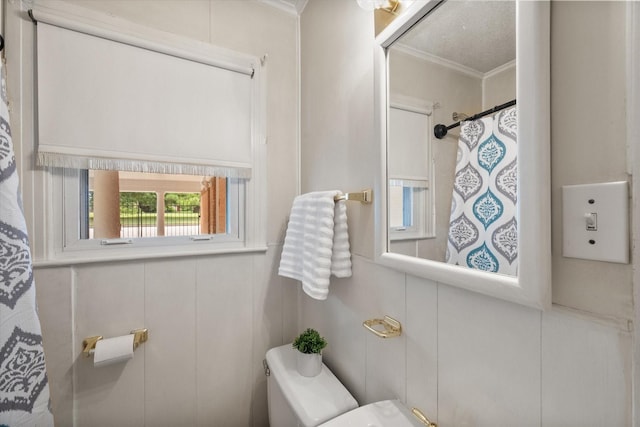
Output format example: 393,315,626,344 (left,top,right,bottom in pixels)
562,181,629,263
